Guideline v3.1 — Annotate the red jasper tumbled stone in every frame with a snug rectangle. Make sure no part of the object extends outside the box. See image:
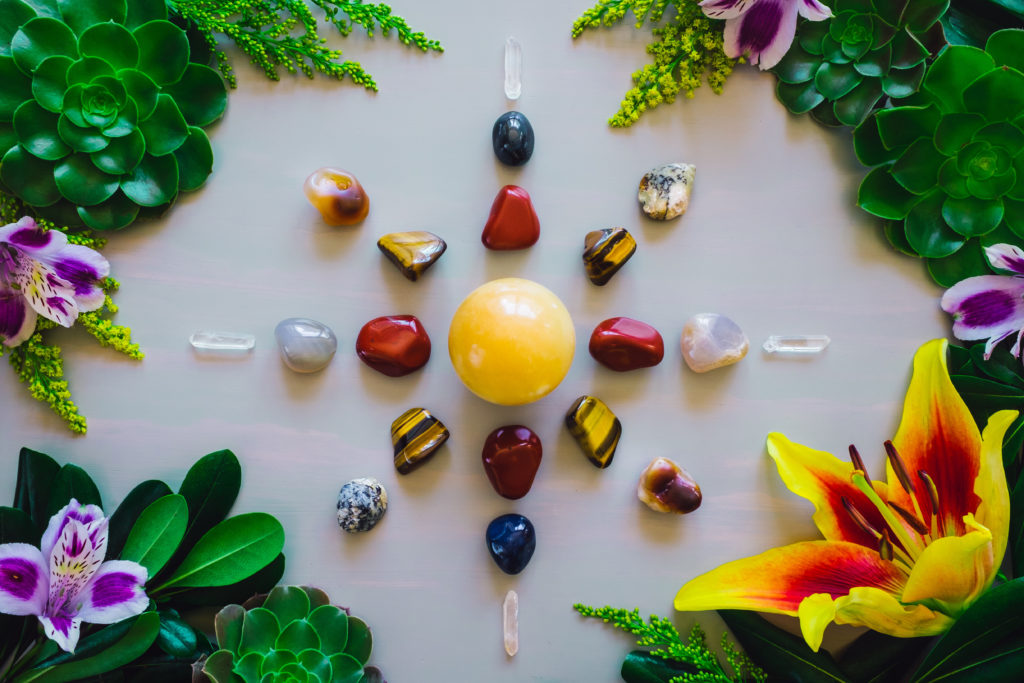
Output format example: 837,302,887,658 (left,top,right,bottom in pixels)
356,315,431,377
481,185,540,250
589,317,664,371
481,425,542,500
